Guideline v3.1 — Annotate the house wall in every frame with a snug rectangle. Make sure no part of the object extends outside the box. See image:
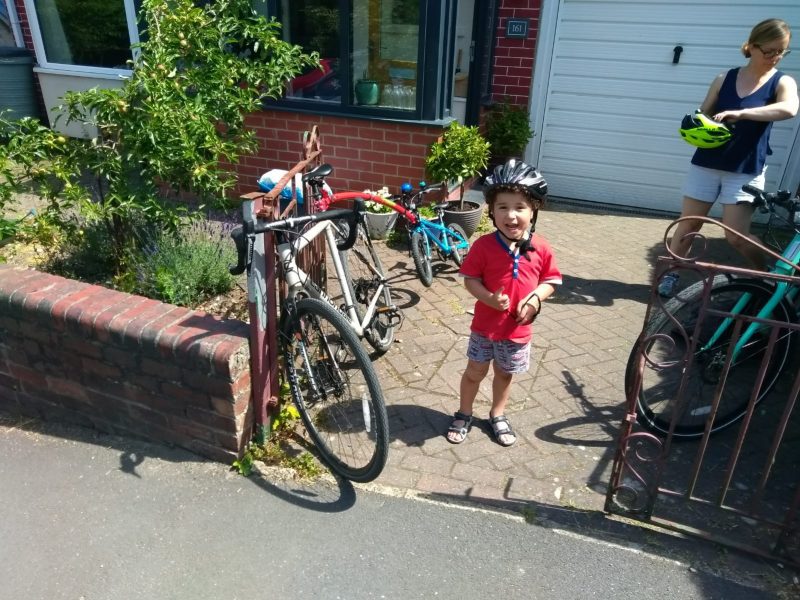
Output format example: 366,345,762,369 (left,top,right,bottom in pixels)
491,0,541,107
0,266,253,463
235,110,448,196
